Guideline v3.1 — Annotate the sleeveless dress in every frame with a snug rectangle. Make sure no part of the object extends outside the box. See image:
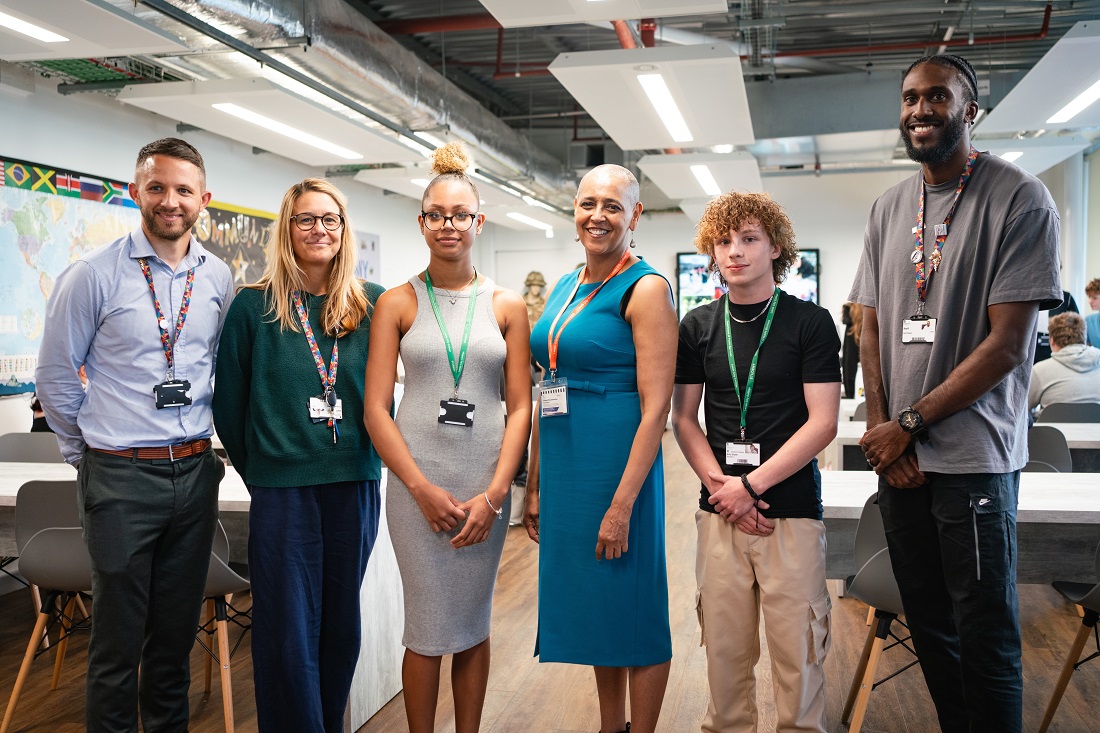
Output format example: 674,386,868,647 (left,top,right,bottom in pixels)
387,275,510,656
530,259,673,666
